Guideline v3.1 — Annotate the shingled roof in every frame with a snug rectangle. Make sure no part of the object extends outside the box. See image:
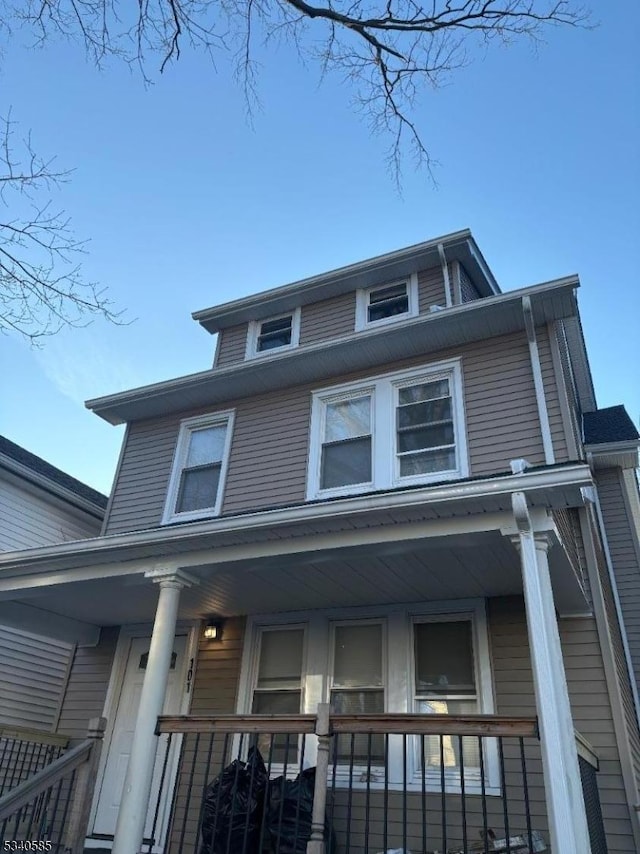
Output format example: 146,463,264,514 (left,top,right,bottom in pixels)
583,405,639,445
0,435,108,510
